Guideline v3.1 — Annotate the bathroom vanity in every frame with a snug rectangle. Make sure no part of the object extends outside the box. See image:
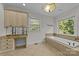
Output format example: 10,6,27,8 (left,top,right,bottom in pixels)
0,9,28,53
0,36,14,53
6,34,27,49
0,34,27,53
